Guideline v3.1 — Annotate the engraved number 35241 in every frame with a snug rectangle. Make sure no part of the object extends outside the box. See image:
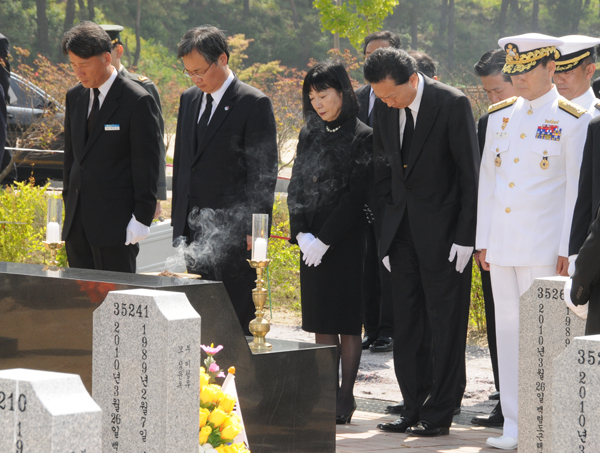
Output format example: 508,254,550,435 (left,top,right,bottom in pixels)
113,303,148,318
